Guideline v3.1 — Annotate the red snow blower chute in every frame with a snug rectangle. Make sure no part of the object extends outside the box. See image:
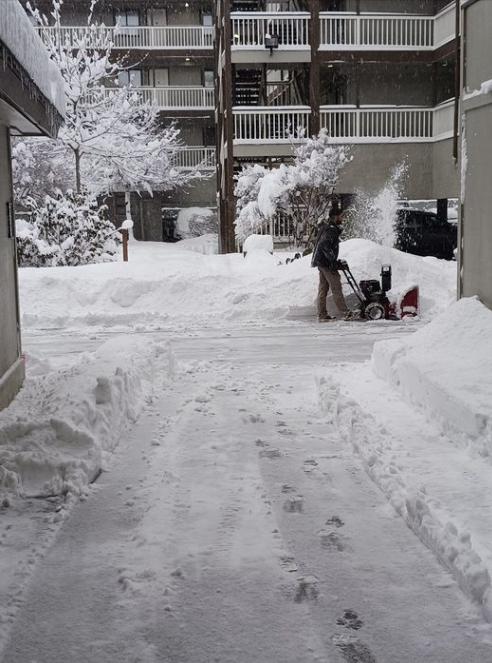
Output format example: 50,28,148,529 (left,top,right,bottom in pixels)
337,260,419,321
